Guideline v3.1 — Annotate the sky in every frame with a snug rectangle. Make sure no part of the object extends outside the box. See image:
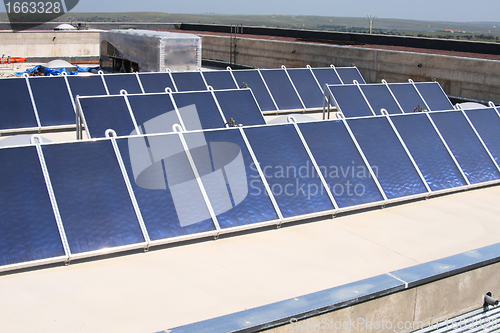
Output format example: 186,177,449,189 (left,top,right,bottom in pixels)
2,0,500,22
